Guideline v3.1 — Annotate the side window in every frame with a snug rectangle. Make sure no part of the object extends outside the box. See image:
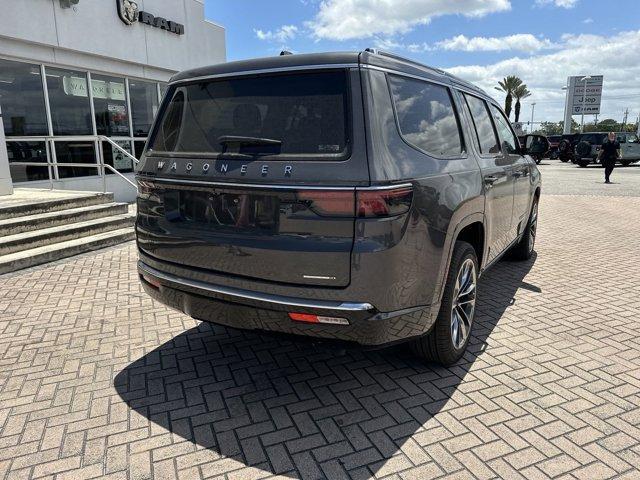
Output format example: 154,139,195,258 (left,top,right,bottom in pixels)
151,90,184,152
388,74,463,157
463,94,500,154
490,105,518,154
